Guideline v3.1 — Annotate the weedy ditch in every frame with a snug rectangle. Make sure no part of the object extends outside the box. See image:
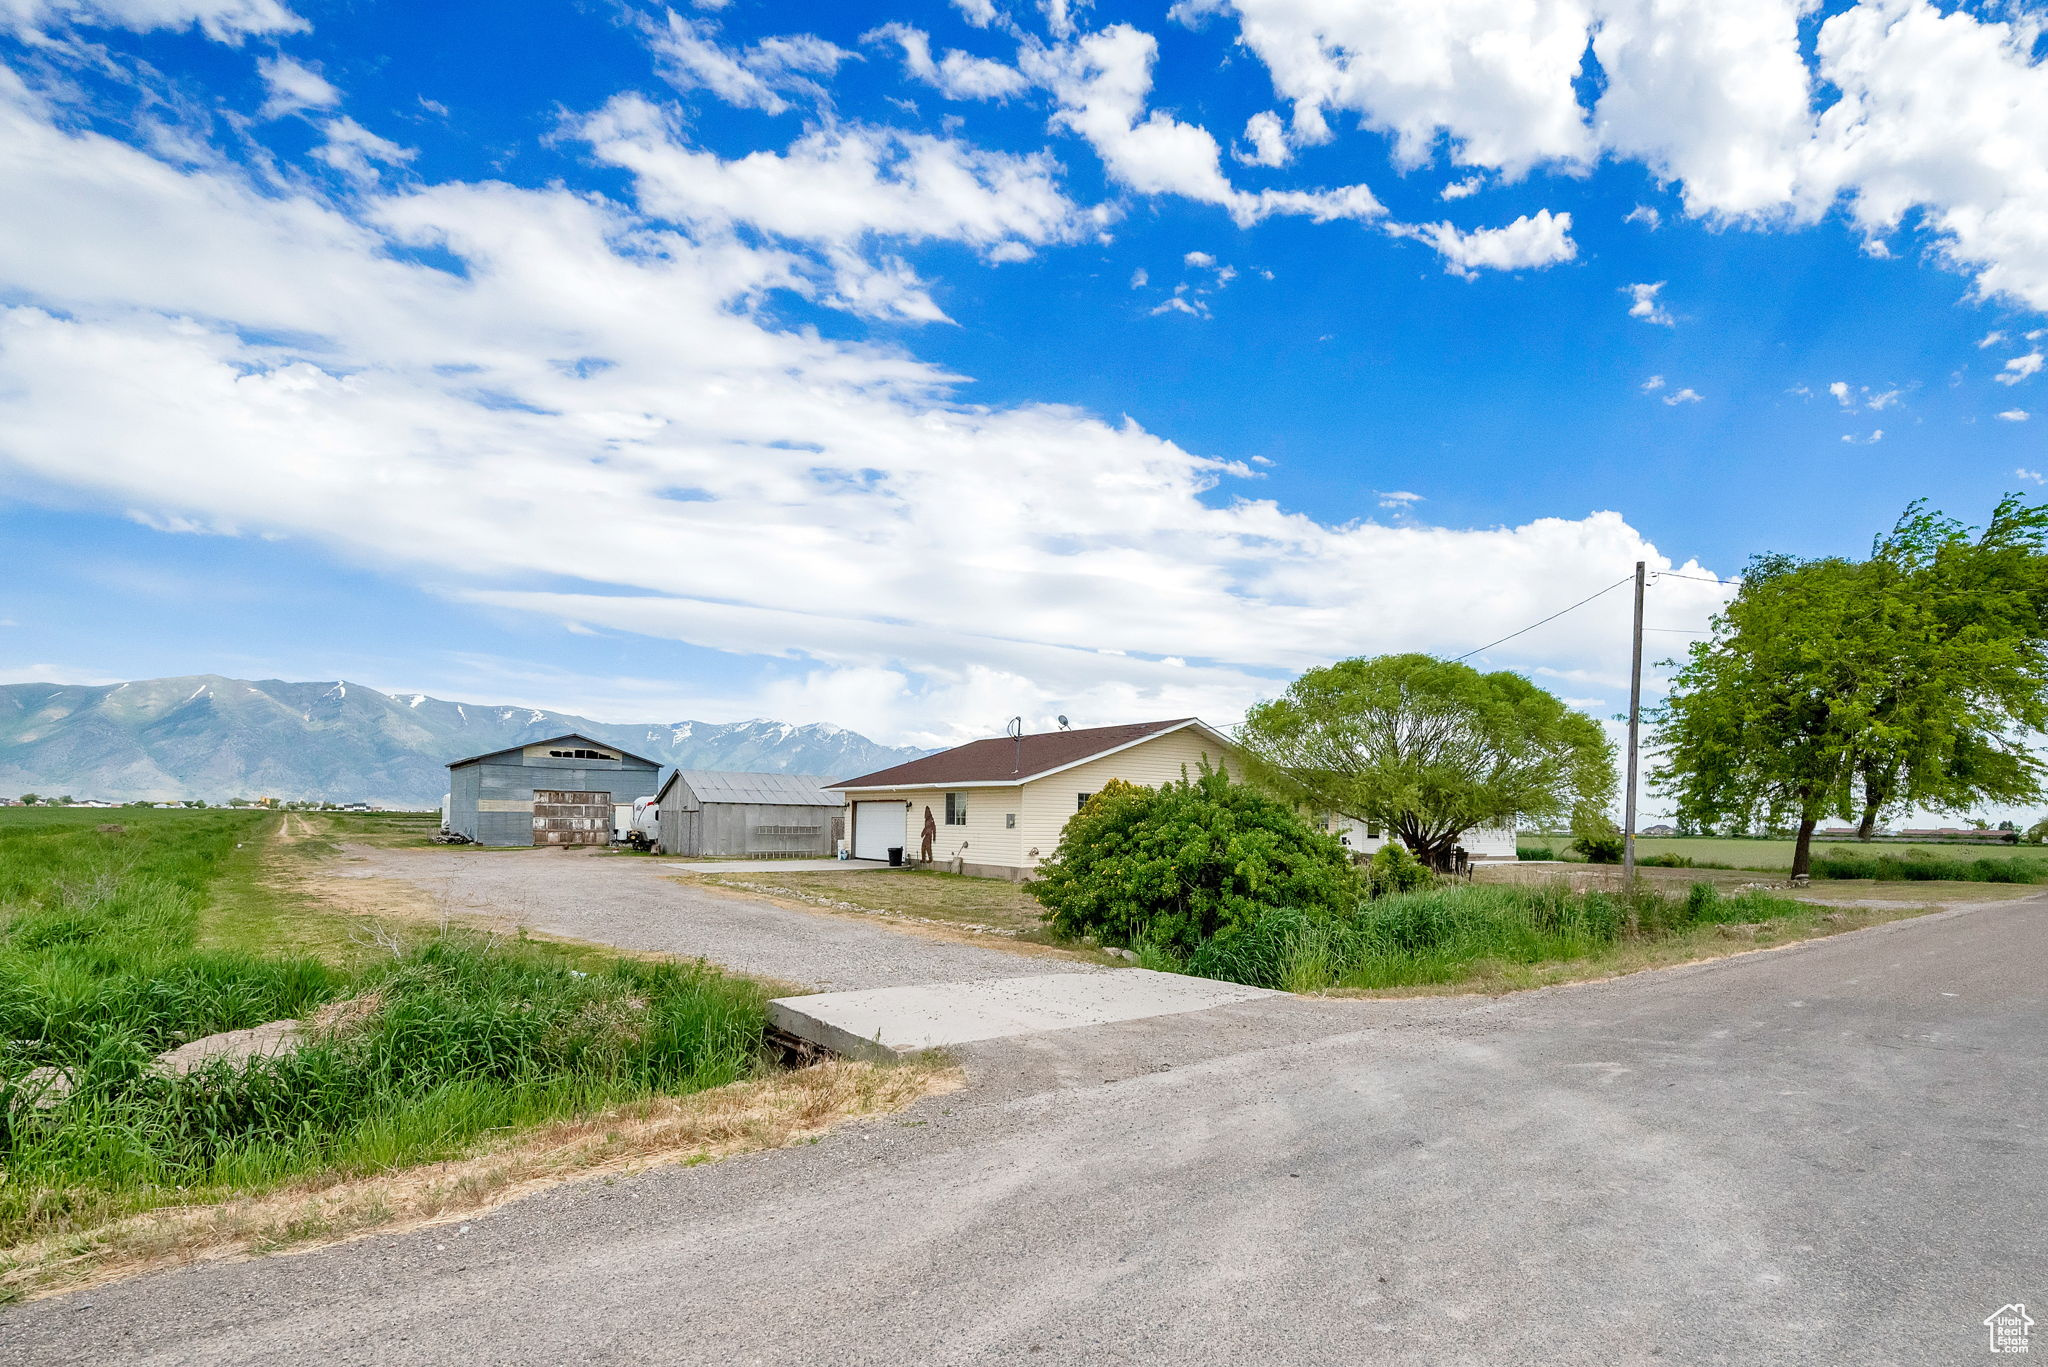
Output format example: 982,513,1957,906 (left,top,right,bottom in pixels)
0,808,777,1287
